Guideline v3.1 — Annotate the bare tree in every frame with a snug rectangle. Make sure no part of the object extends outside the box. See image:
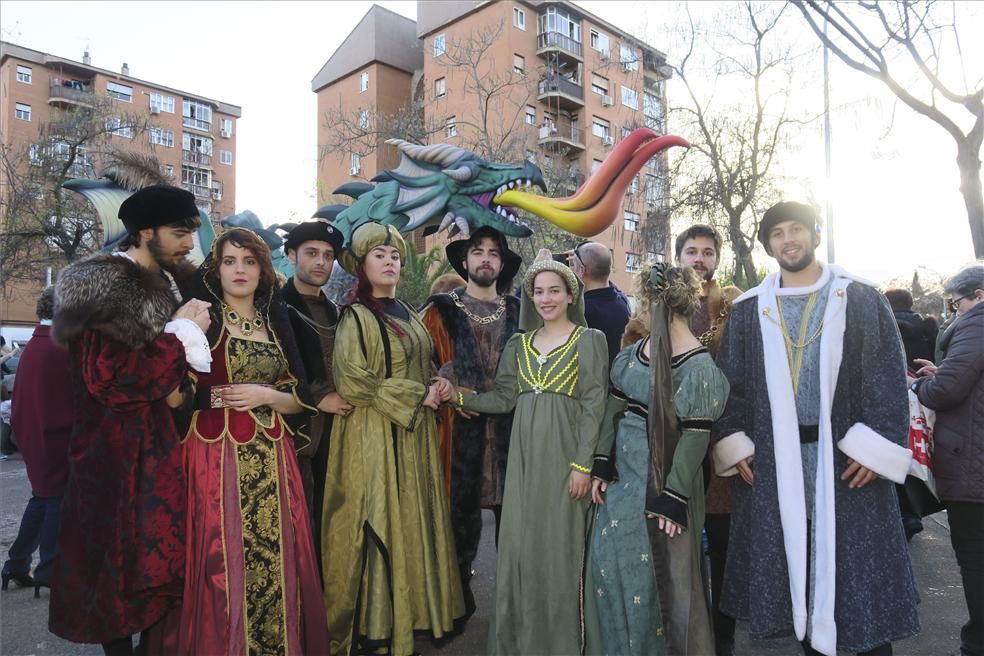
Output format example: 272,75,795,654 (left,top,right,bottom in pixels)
0,95,151,290
794,0,984,258
664,2,813,288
